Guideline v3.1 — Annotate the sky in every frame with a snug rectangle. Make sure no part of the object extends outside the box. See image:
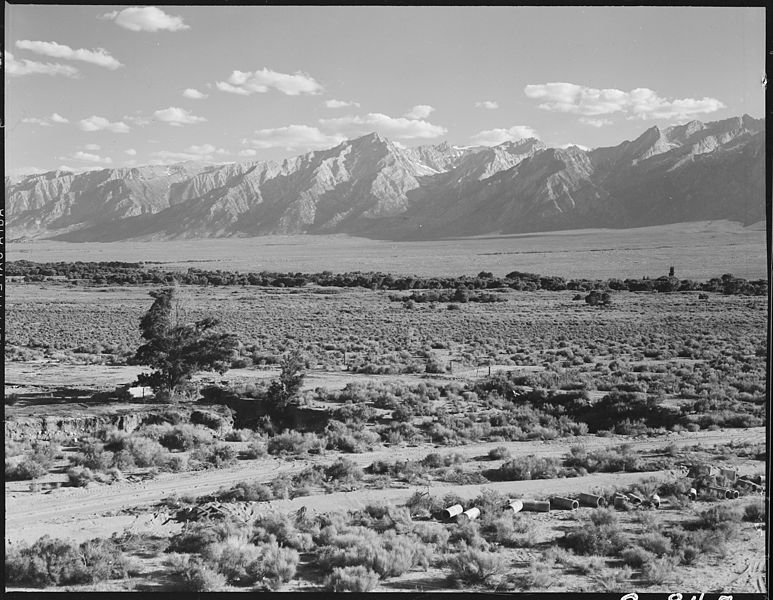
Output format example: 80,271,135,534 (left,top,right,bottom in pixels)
4,5,766,175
